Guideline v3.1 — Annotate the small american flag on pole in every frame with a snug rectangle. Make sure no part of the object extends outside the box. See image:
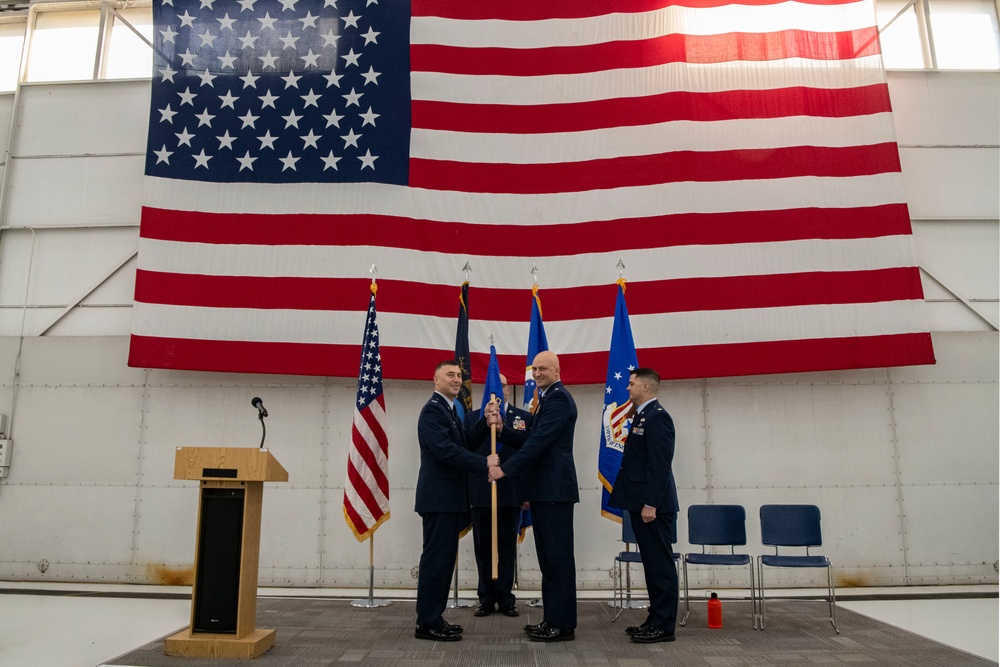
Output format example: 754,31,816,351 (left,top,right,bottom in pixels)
343,281,390,541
